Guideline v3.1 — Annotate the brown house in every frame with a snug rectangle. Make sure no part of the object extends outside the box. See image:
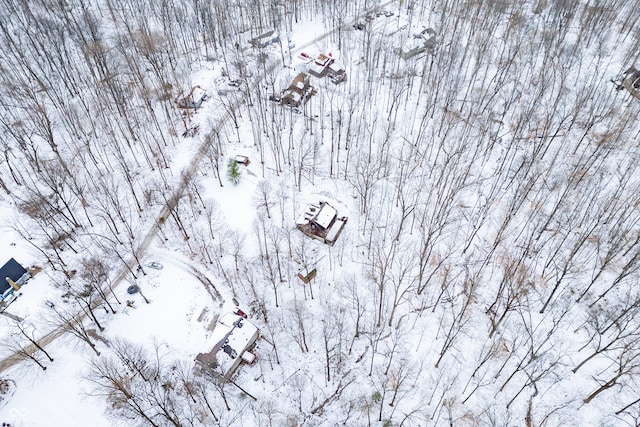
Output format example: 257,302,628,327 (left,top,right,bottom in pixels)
275,73,314,108
296,201,348,246
309,54,334,77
